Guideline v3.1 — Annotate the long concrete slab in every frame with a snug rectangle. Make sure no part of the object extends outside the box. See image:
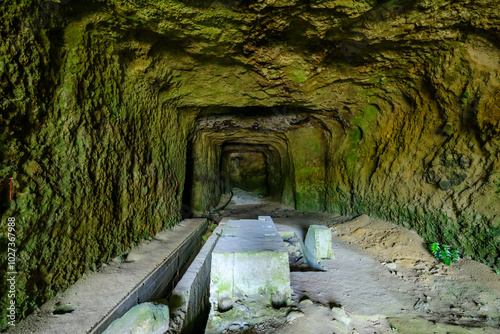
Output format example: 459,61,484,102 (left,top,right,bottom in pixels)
8,219,207,334
209,216,291,311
